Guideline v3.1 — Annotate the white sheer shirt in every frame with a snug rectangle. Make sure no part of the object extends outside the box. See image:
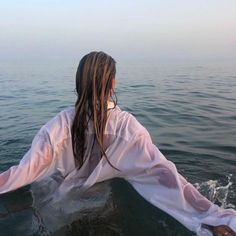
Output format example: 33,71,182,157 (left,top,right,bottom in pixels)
0,103,236,235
